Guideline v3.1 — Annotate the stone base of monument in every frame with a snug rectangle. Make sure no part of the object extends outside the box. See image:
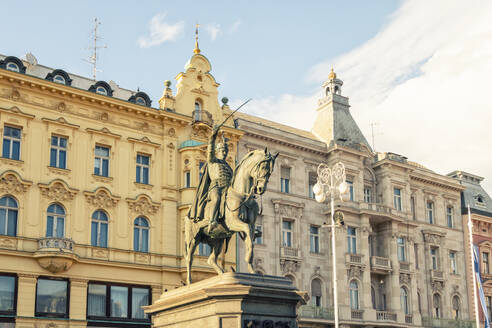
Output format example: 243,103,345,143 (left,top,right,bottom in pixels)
144,272,307,328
